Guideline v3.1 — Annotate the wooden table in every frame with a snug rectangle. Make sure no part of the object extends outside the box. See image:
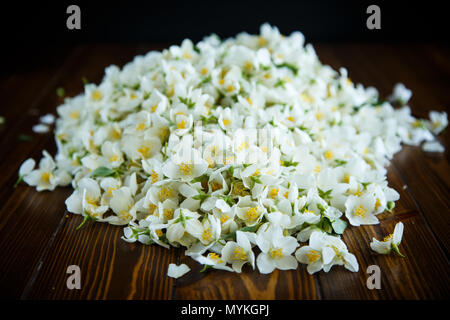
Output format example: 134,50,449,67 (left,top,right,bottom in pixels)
0,43,448,300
